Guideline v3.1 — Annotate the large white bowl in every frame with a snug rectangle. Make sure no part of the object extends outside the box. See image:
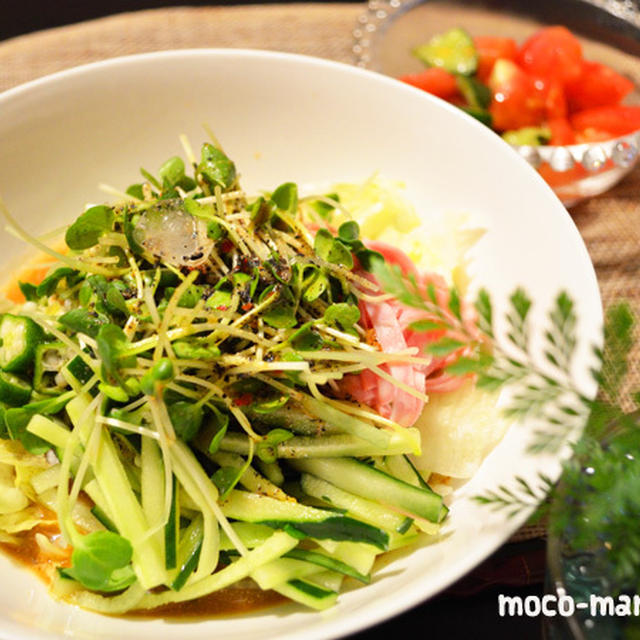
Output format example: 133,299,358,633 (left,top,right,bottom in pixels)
0,50,601,640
